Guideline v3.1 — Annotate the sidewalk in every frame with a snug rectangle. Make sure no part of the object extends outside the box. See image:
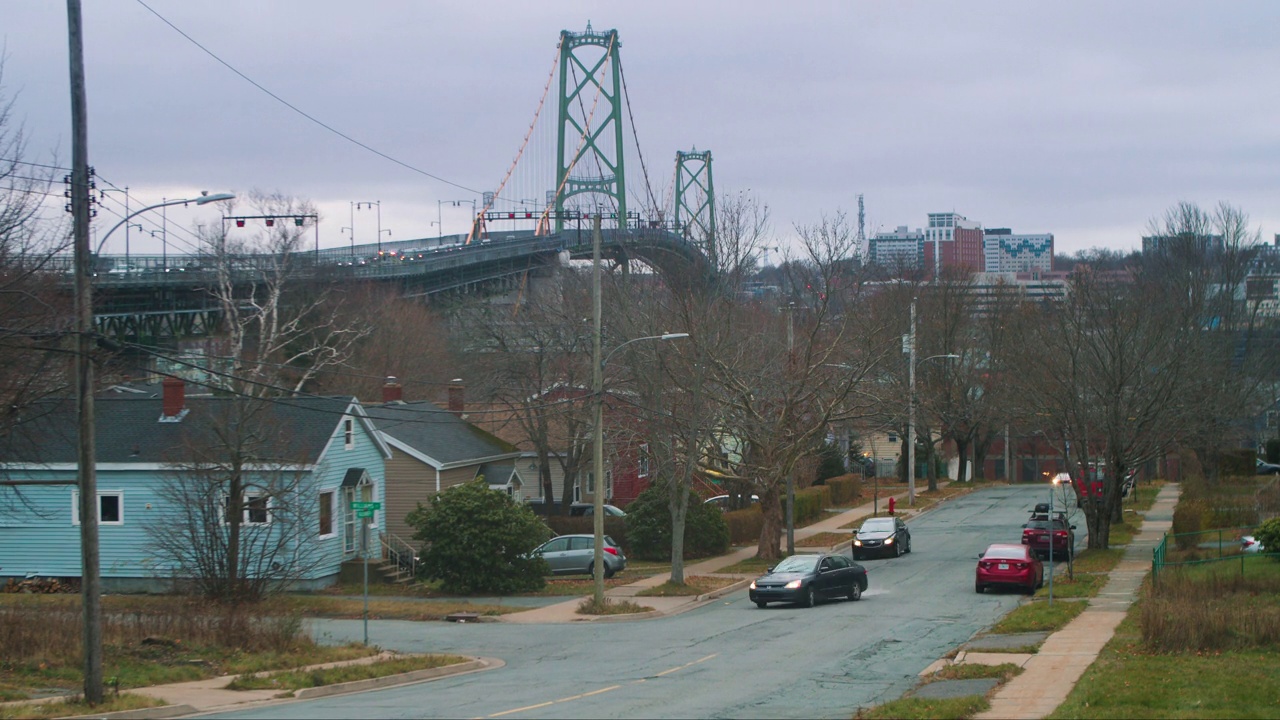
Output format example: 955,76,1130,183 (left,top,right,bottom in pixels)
500,485,935,624
969,483,1180,720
